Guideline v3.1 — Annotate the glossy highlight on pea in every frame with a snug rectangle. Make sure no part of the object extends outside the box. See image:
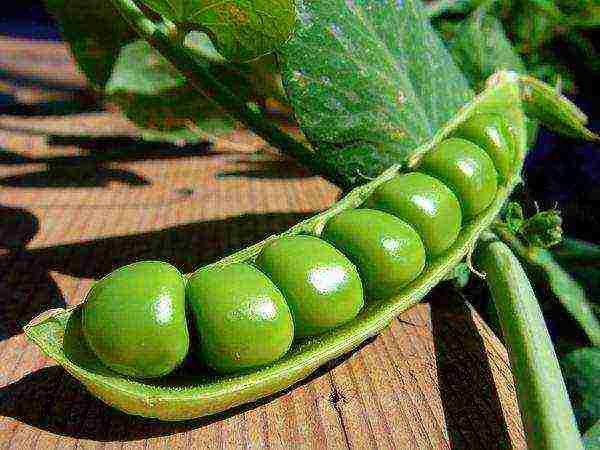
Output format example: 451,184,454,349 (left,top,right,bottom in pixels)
81,261,189,379
418,137,499,218
368,172,462,258
323,208,426,300
187,263,294,374
256,235,364,338
454,113,516,182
